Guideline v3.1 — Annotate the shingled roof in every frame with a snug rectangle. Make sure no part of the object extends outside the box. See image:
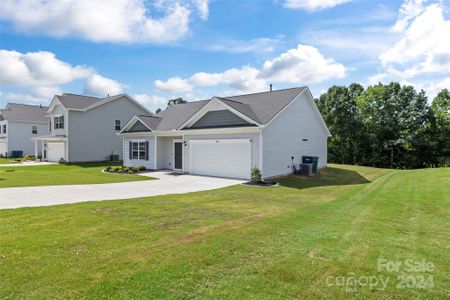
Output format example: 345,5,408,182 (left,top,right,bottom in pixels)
148,87,307,131
0,103,48,123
